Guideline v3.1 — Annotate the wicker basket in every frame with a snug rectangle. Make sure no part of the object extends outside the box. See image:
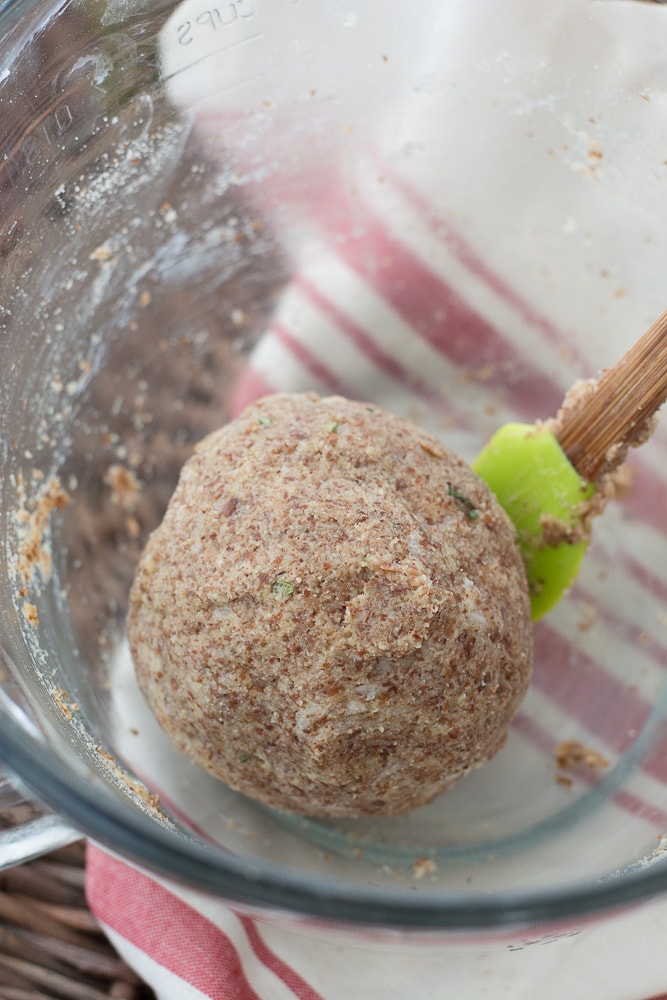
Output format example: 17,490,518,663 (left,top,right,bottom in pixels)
0,837,155,999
